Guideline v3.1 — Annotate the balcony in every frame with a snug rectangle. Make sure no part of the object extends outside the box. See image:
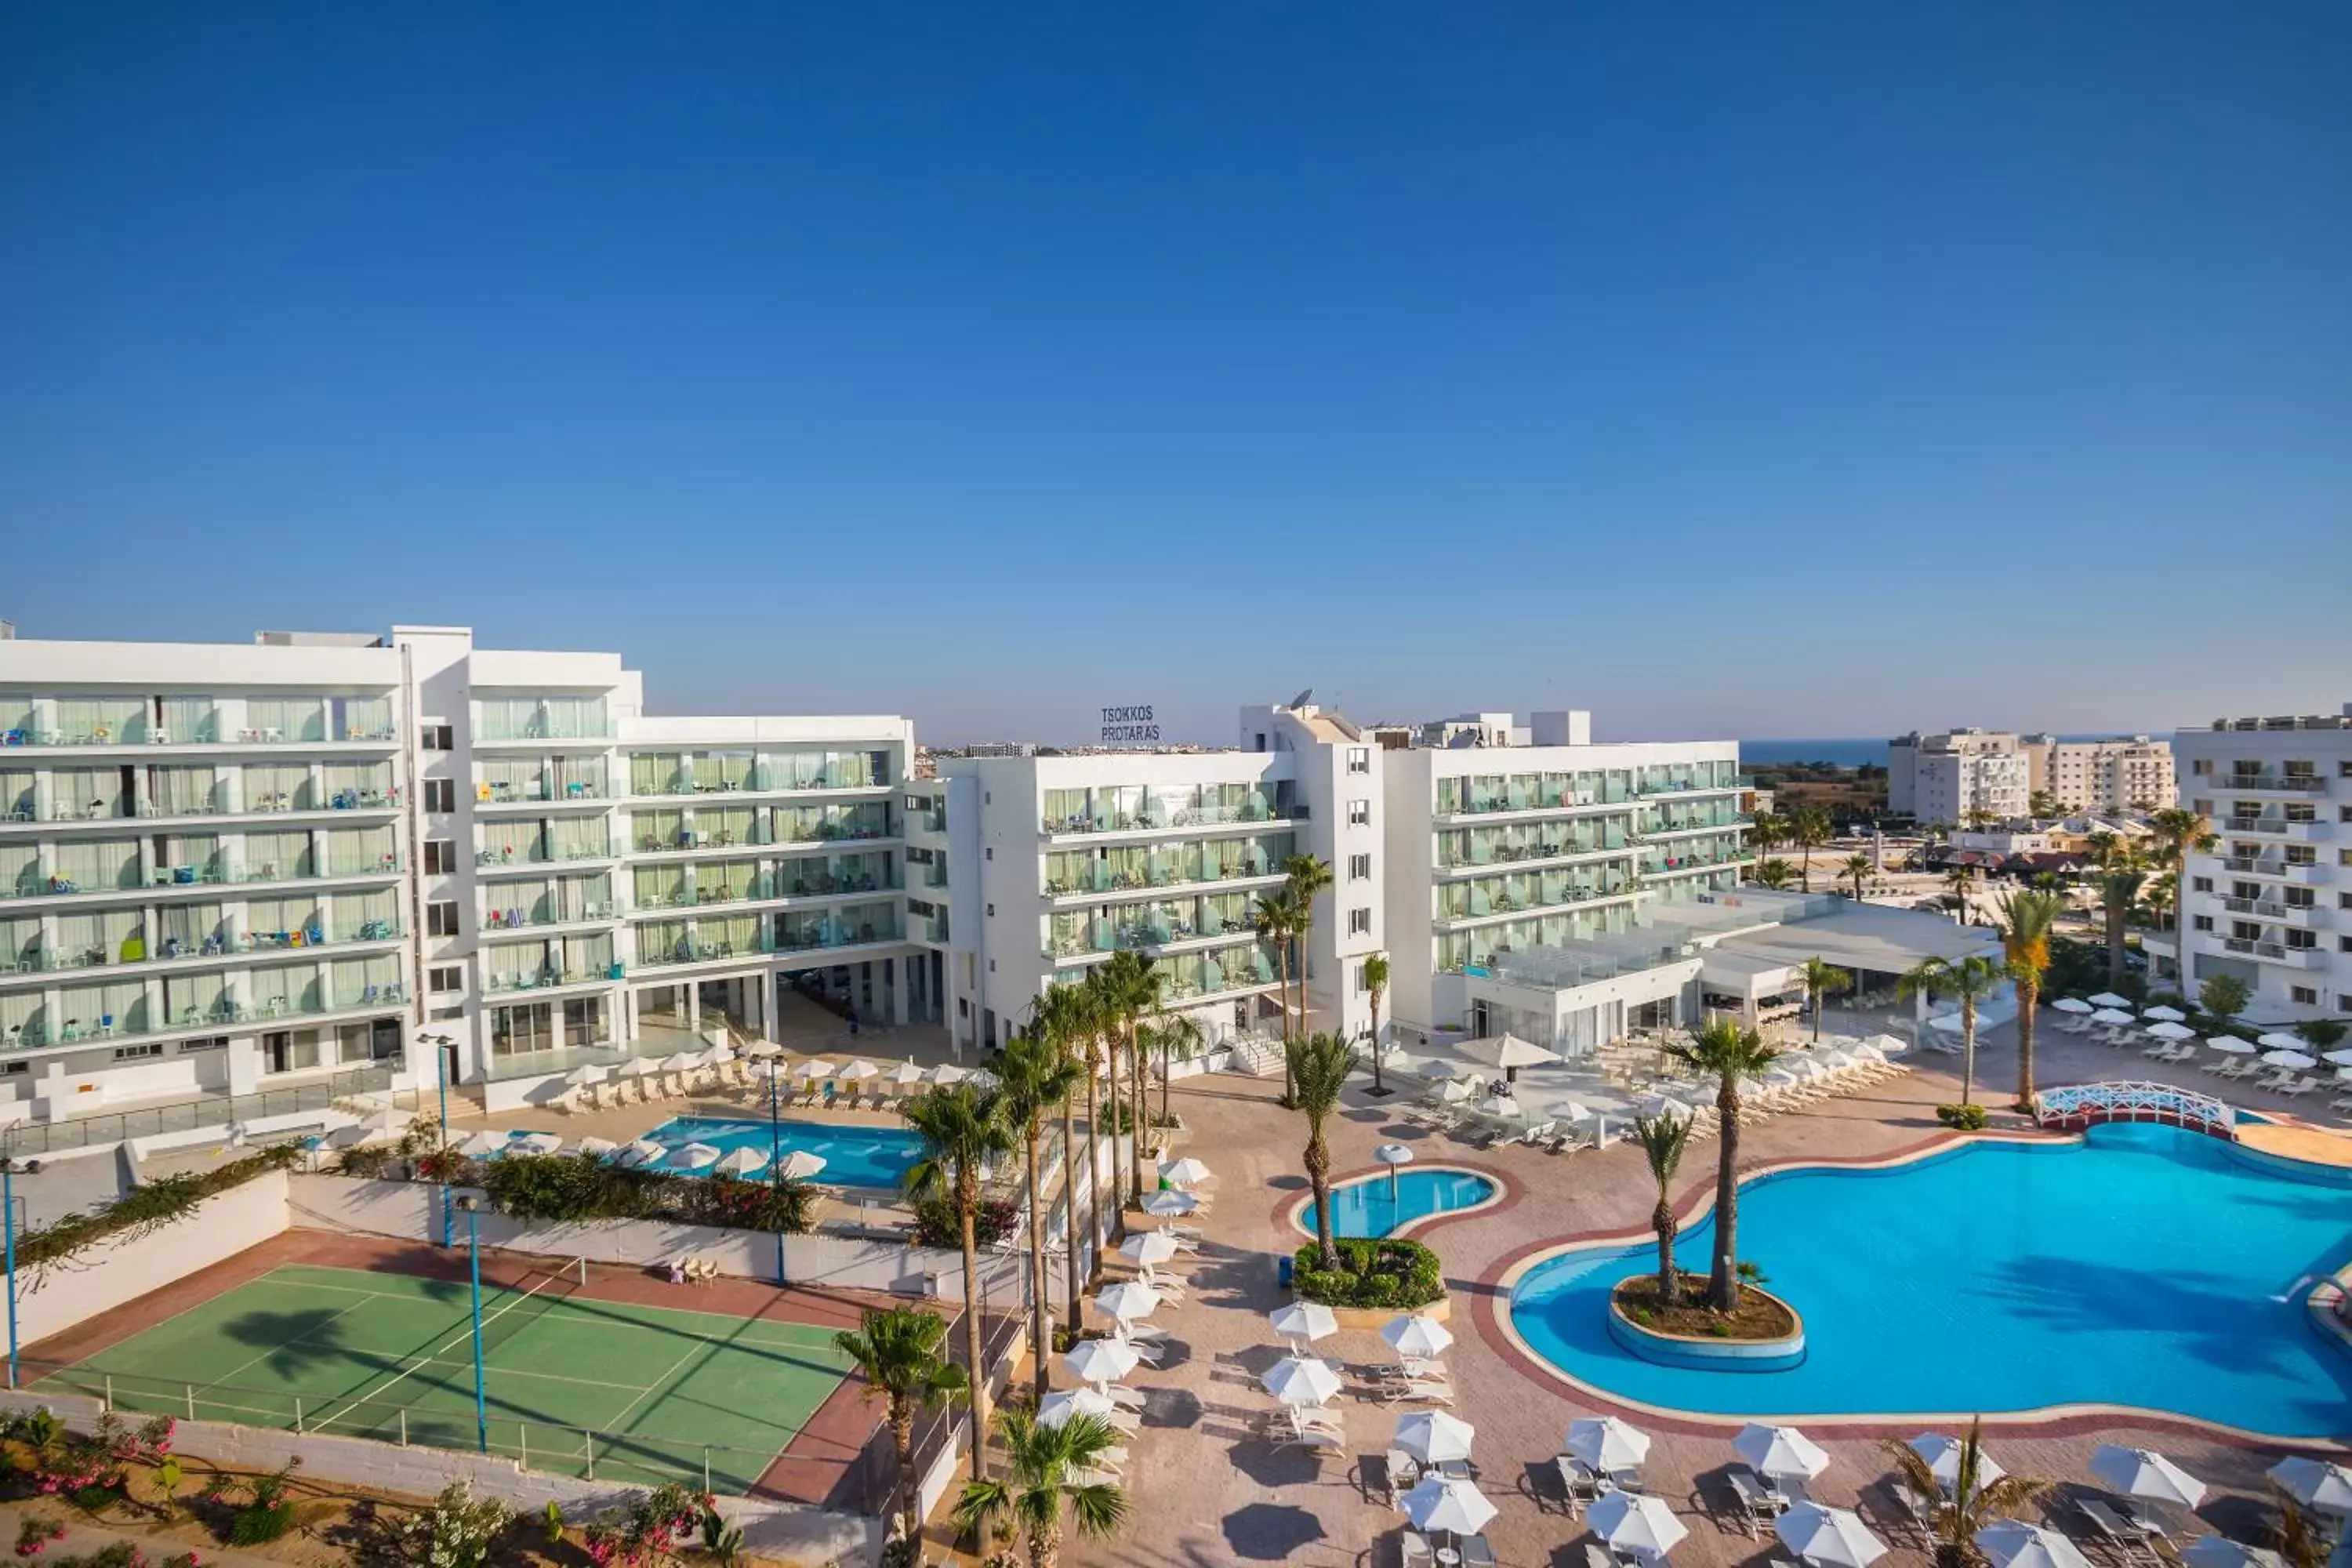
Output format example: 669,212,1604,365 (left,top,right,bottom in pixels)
1433,884,1640,931
2220,855,2327,884
479,903,619,936
2221,772,2330,796
1044,860,1285,905
0,924,405,989
474,785,610,811
2220,817,2329,842
1,985,410,1053
1041,804,1304,842
4,856,404,909
2220,935,2325,969
477,844,618,876
484,968,615,996
1436,792,1621,823
0,726,399,756
2220,896,2325,927
1638,816,1750,840
624,776,891,804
